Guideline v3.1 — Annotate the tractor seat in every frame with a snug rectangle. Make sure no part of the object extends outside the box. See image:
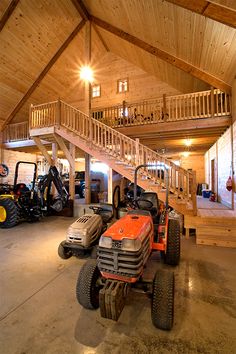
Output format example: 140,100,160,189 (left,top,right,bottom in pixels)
98,203,114,223
139,192,159,224
14,183,30,195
